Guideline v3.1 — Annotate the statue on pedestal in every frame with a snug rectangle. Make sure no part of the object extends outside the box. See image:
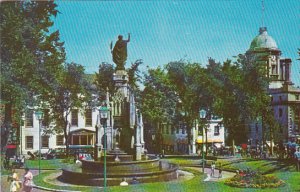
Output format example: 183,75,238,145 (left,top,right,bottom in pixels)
111,33,130,70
